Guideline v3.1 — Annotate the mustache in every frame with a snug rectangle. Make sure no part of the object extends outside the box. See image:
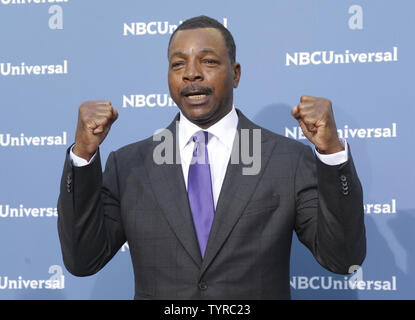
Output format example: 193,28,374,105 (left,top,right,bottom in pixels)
180,85,213,96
